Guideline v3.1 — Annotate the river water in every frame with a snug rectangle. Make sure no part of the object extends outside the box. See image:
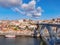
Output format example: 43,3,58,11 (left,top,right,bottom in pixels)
0,37,41,45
